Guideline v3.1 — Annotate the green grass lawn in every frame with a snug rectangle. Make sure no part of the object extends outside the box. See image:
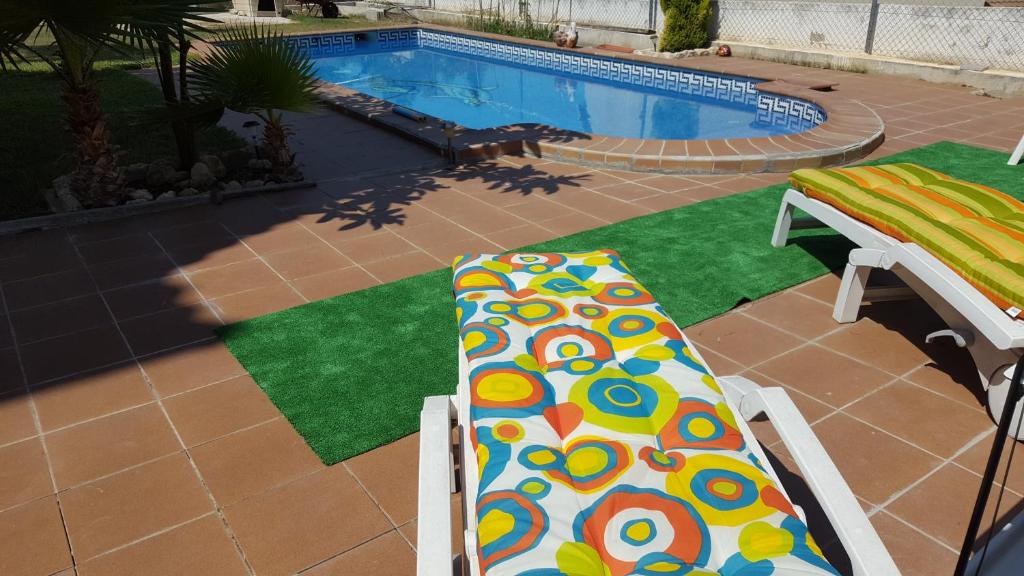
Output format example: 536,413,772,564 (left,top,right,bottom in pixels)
202,14,377,39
